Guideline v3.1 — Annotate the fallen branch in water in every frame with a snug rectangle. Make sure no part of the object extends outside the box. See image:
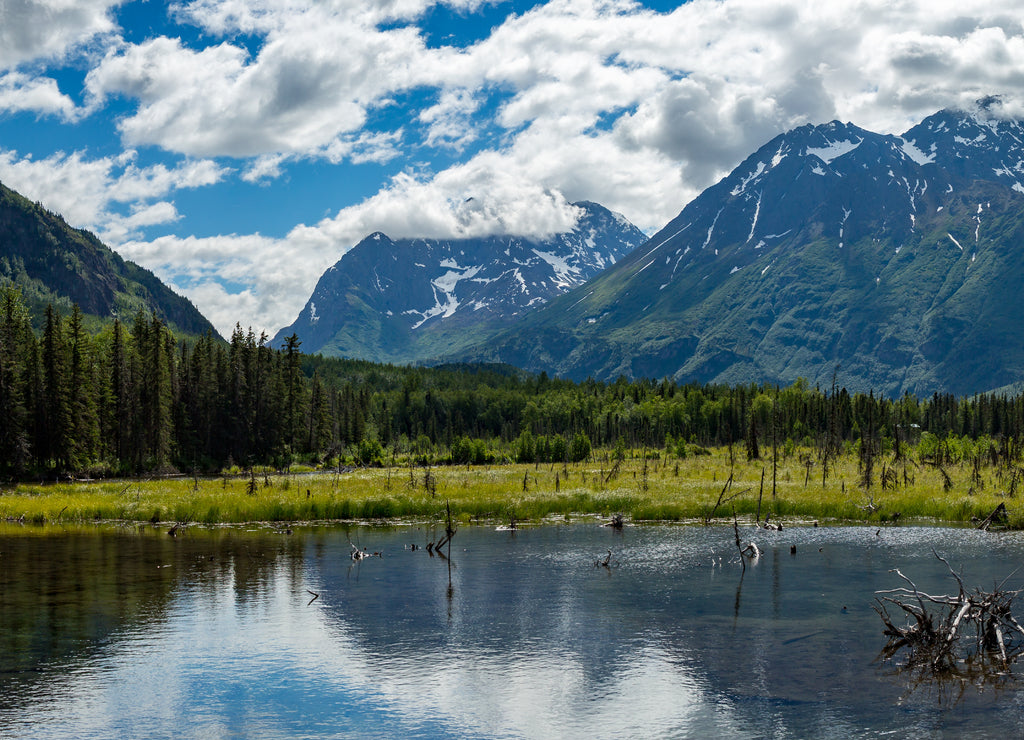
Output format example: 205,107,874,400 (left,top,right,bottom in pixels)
602,513,624,529
594,549,617,568
732,508,760,572
350,543,382,560
874,550,1024,677
975,502,1009,531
